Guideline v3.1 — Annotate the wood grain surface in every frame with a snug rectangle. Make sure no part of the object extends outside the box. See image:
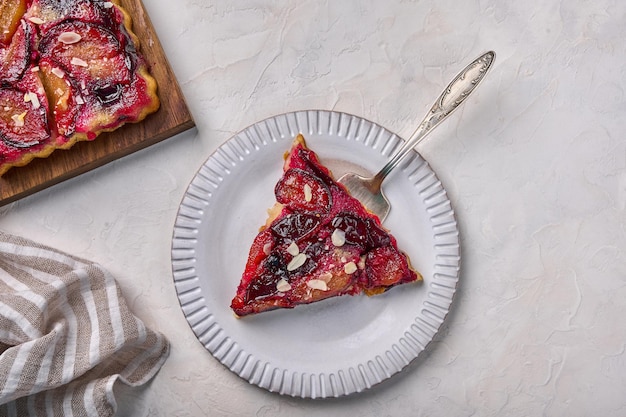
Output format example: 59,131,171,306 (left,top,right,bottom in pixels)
0,0,195,206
